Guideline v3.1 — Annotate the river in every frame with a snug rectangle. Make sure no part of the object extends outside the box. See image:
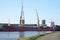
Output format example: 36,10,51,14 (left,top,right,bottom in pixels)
0,31,45,40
